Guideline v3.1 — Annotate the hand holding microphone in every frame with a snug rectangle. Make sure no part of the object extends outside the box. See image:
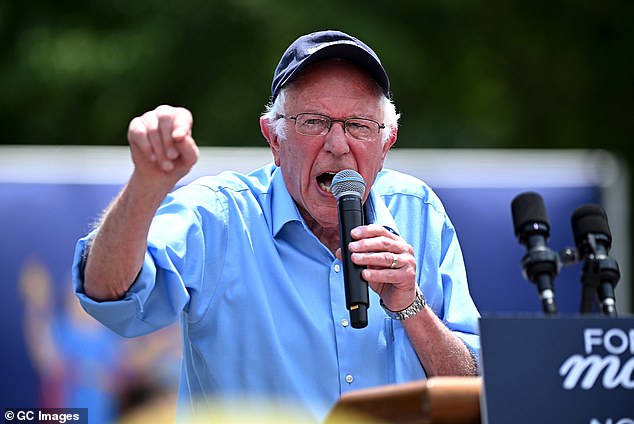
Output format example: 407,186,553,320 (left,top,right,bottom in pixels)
332,170,420,328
